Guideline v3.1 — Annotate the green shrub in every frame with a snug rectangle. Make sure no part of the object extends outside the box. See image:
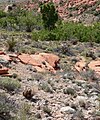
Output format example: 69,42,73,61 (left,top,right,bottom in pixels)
6,37,17,51
18,12,35,32
0,10,6,18
40,2,58,30
93,22,100,43
0,7,42,32
32,21,100,43
0,93,16,120
15,103,38,120
32,31,39,40
32,30,55,41
0,77,21,92
17,12,42,32
63,87,76,95
39,82,53,93
18,103,31,120
0,17,7,28
38,30,57,41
